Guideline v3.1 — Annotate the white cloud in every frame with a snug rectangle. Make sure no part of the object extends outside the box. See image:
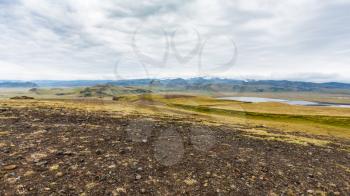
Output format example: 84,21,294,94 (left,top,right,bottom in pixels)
0,0,349,82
